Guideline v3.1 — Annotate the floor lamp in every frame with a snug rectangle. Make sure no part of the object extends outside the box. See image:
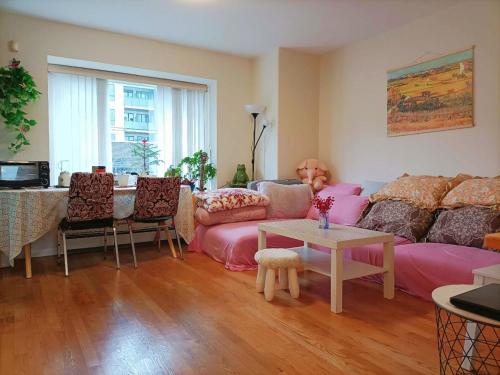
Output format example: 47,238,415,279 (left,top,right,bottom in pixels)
244,104,266,181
